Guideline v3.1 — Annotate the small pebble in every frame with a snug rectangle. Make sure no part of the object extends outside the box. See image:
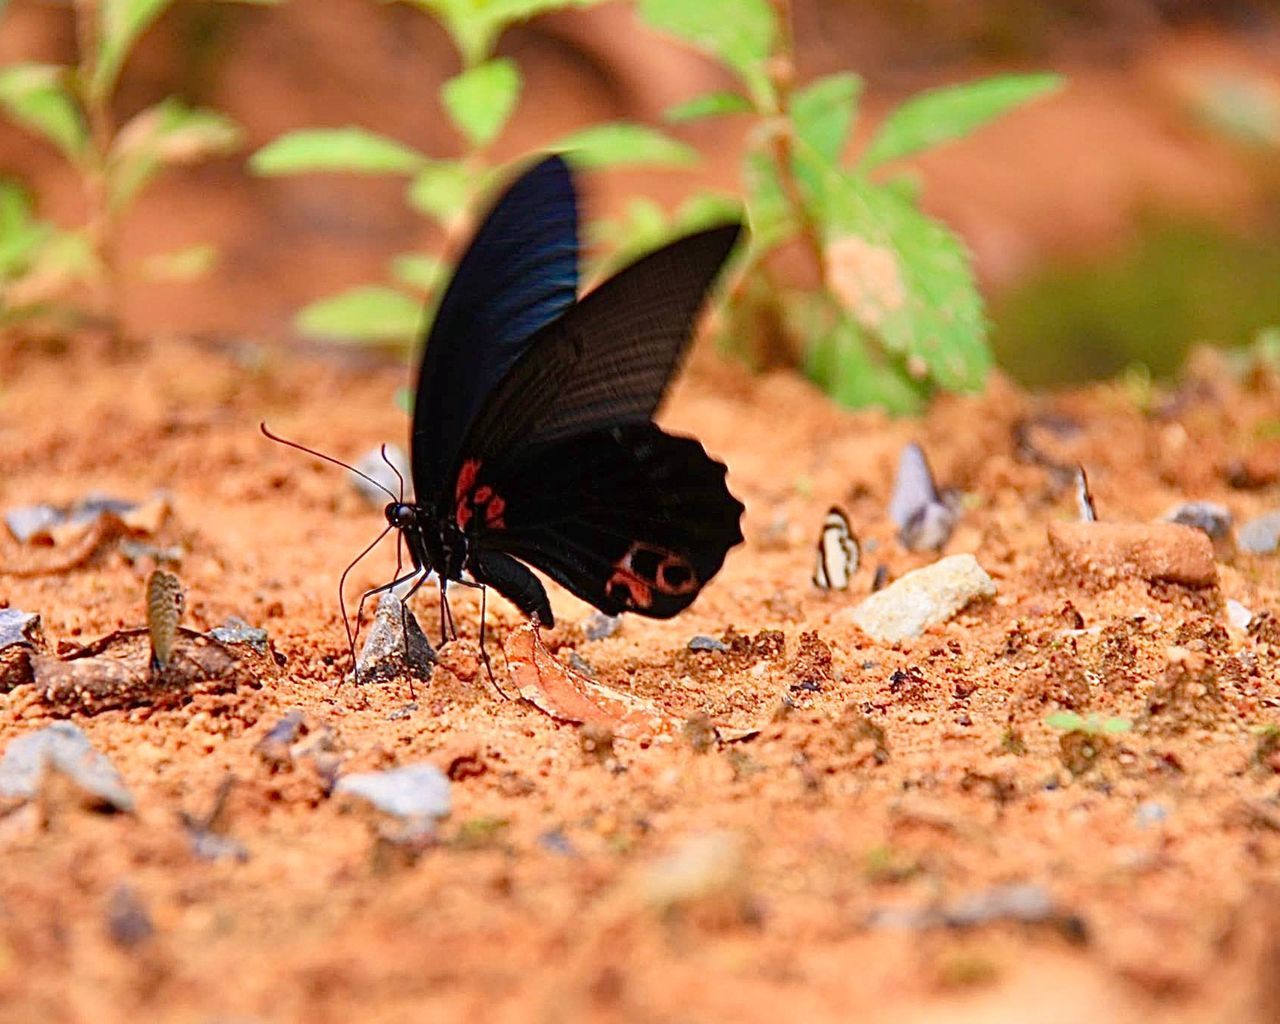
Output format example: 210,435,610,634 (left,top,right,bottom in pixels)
350,444,413,506
1227,599,1254,631
850,554,997,643
388,703,418,721
210,617,270,655
334,763,452,824
1238,511,1280,555
566,651,595,678
0,609,43,651
582,612,621,642
0,723,133,811
106,886,154,948
1135,801,1170,828
688,635,729,653
353,593,436,680
1163,501,1233,542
